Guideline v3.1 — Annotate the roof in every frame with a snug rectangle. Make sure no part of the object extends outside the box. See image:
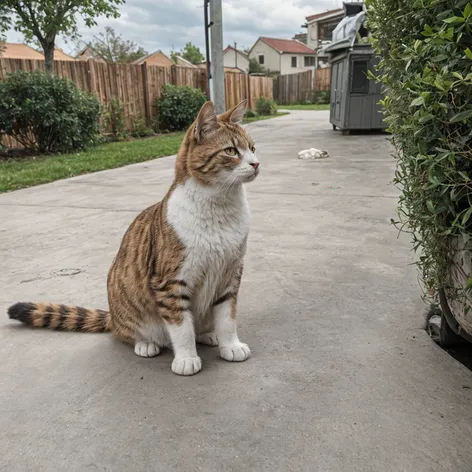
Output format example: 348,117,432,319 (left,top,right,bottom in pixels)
257,37,316,55
223,45,248,58
131,50,171,65
0,43,44,60
174,55,196,67
306,8,344,23
54,48,76,61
